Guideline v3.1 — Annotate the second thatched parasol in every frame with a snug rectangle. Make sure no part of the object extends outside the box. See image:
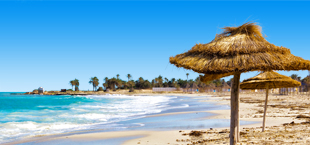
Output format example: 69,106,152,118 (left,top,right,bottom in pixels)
170,22,310,145
240,71,301,132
